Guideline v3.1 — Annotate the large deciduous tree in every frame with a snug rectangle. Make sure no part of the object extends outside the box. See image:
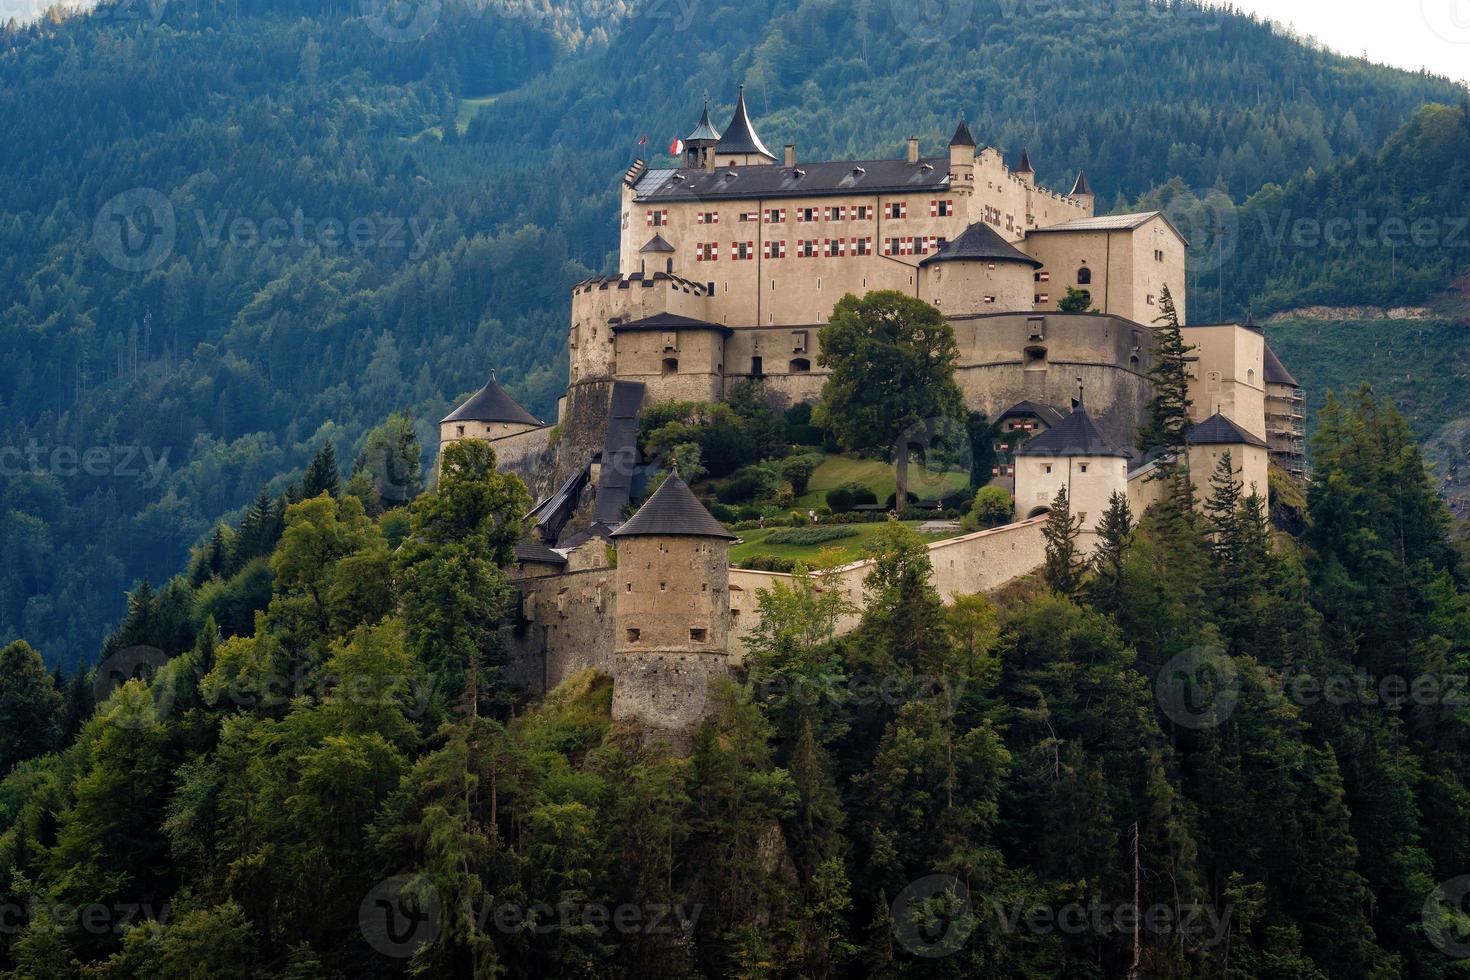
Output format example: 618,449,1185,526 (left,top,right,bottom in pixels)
818,291,965,508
